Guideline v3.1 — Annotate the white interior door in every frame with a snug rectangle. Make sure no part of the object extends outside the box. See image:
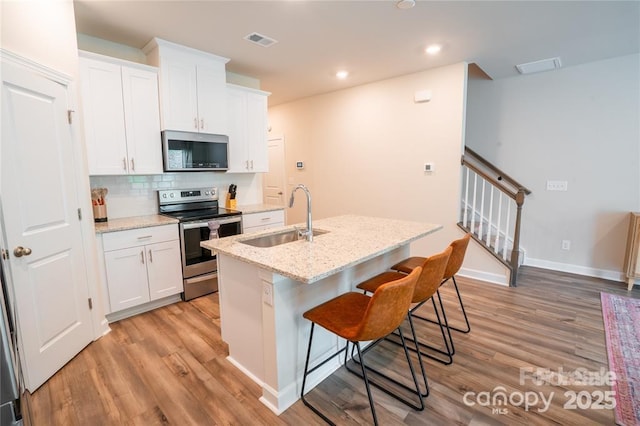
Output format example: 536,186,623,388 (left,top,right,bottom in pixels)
263,136,286,206
1,59,93,391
